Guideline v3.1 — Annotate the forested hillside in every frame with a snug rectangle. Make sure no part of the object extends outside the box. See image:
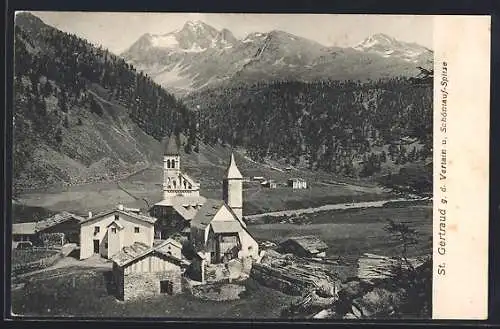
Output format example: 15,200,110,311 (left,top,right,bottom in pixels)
185,78,432,192
13,13,196,193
